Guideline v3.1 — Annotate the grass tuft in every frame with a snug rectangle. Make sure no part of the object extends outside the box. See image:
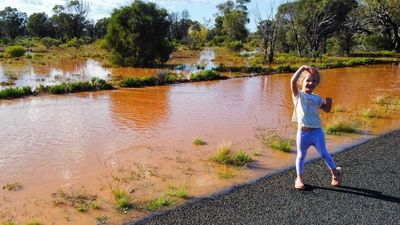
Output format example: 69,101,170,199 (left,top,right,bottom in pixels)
325,115,362,135
145,196,174,211
192,137,206,145
2,182,23,191
260,130,294,152
111,186,134,213
166,184,189,199
51,187,101,212
210,142,252,166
